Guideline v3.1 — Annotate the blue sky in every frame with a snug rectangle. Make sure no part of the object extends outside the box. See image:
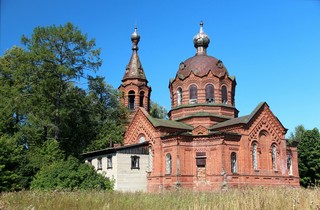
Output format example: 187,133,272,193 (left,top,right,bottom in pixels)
1,0,320,136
